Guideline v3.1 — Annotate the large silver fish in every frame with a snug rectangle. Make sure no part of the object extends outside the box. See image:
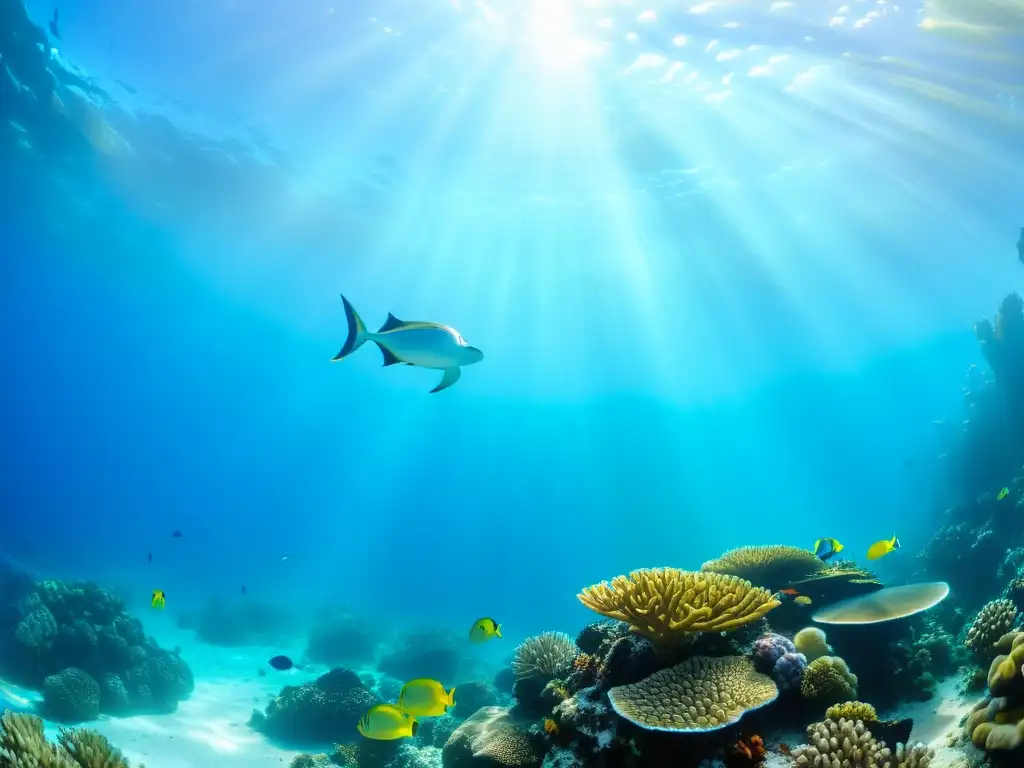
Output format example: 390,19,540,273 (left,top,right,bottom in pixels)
332,295,483,393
